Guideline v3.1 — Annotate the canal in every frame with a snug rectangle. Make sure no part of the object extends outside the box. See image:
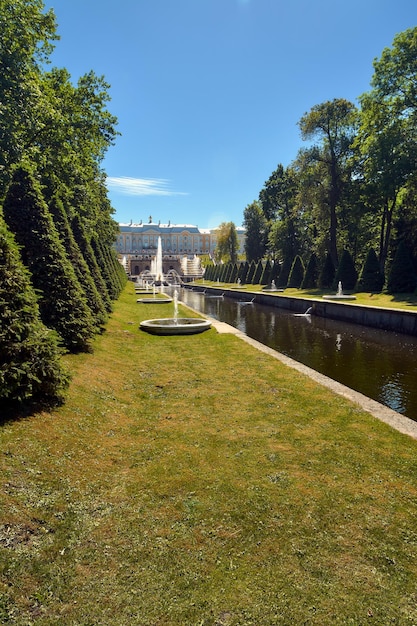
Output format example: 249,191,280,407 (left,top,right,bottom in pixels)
179,288,417,421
